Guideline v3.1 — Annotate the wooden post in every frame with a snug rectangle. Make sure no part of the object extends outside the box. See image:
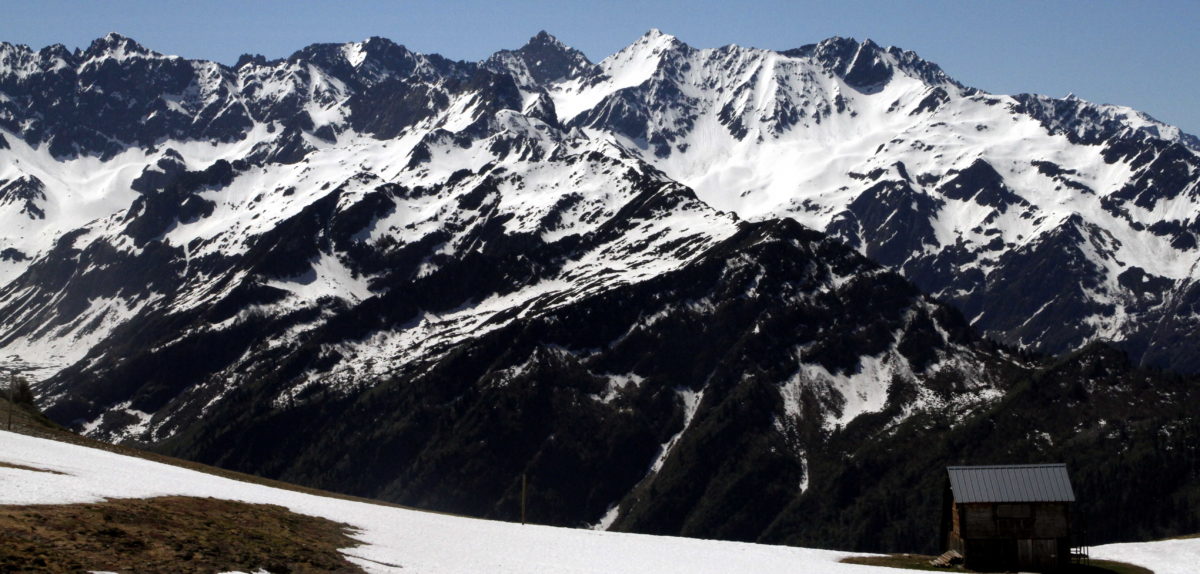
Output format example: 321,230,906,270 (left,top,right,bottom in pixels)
521,473,527,525
7,370,13,431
